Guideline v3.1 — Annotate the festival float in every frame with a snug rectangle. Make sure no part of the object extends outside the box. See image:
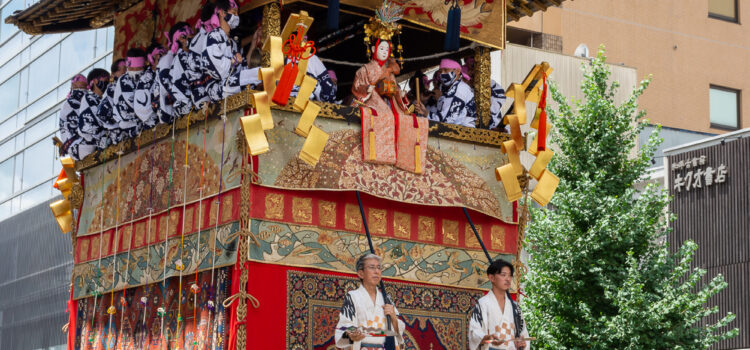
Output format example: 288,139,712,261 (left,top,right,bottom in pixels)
8,0,564,348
